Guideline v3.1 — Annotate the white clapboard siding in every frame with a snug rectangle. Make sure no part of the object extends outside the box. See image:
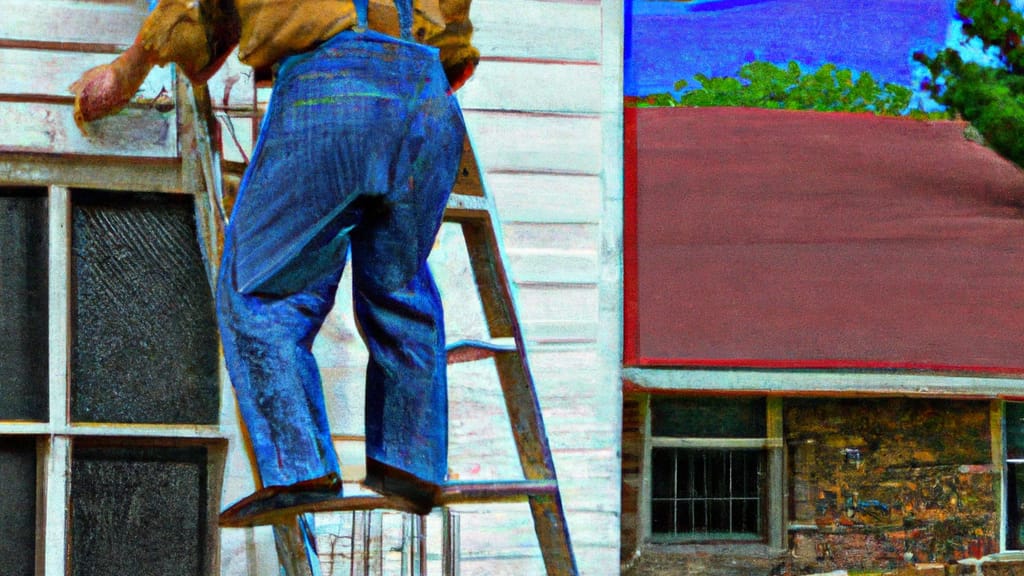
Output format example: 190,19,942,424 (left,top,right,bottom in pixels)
458,548,620,576
503,221,601,250
216,114,257,164
556,454,622,515
454,0,616,571
515,283,599,334
455,507,619,555
0,48,173,100
457,60,602,114
0,0,177,158
0,0,146,48
205,44,260,166
463,111,603,175
0,50,111,96
471,0,602,62
506,247,599,285
488,172,602,223
205,49,258,111
502,223,602,284
0,101,176,157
